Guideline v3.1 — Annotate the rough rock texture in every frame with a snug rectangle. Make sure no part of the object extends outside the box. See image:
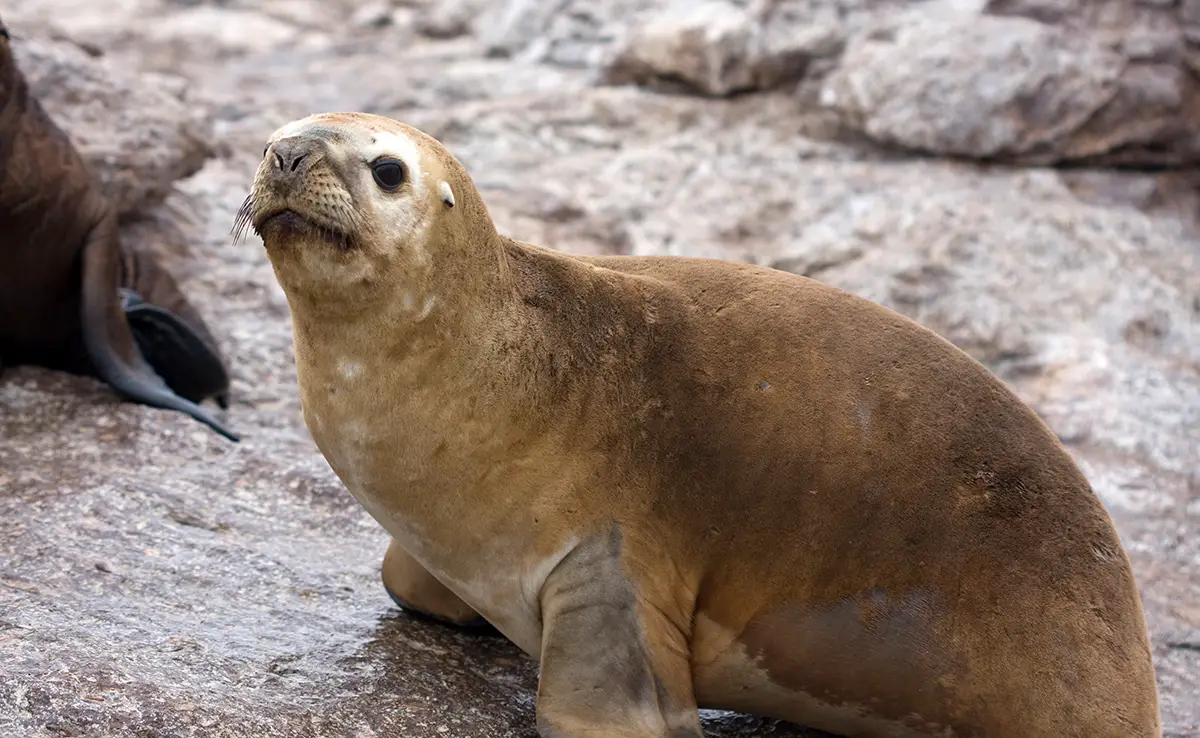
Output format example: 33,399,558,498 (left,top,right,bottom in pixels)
602,0,845,97
822,1,1200,165
10,28,214,217
820,10,1127,161
1,0,1198,736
